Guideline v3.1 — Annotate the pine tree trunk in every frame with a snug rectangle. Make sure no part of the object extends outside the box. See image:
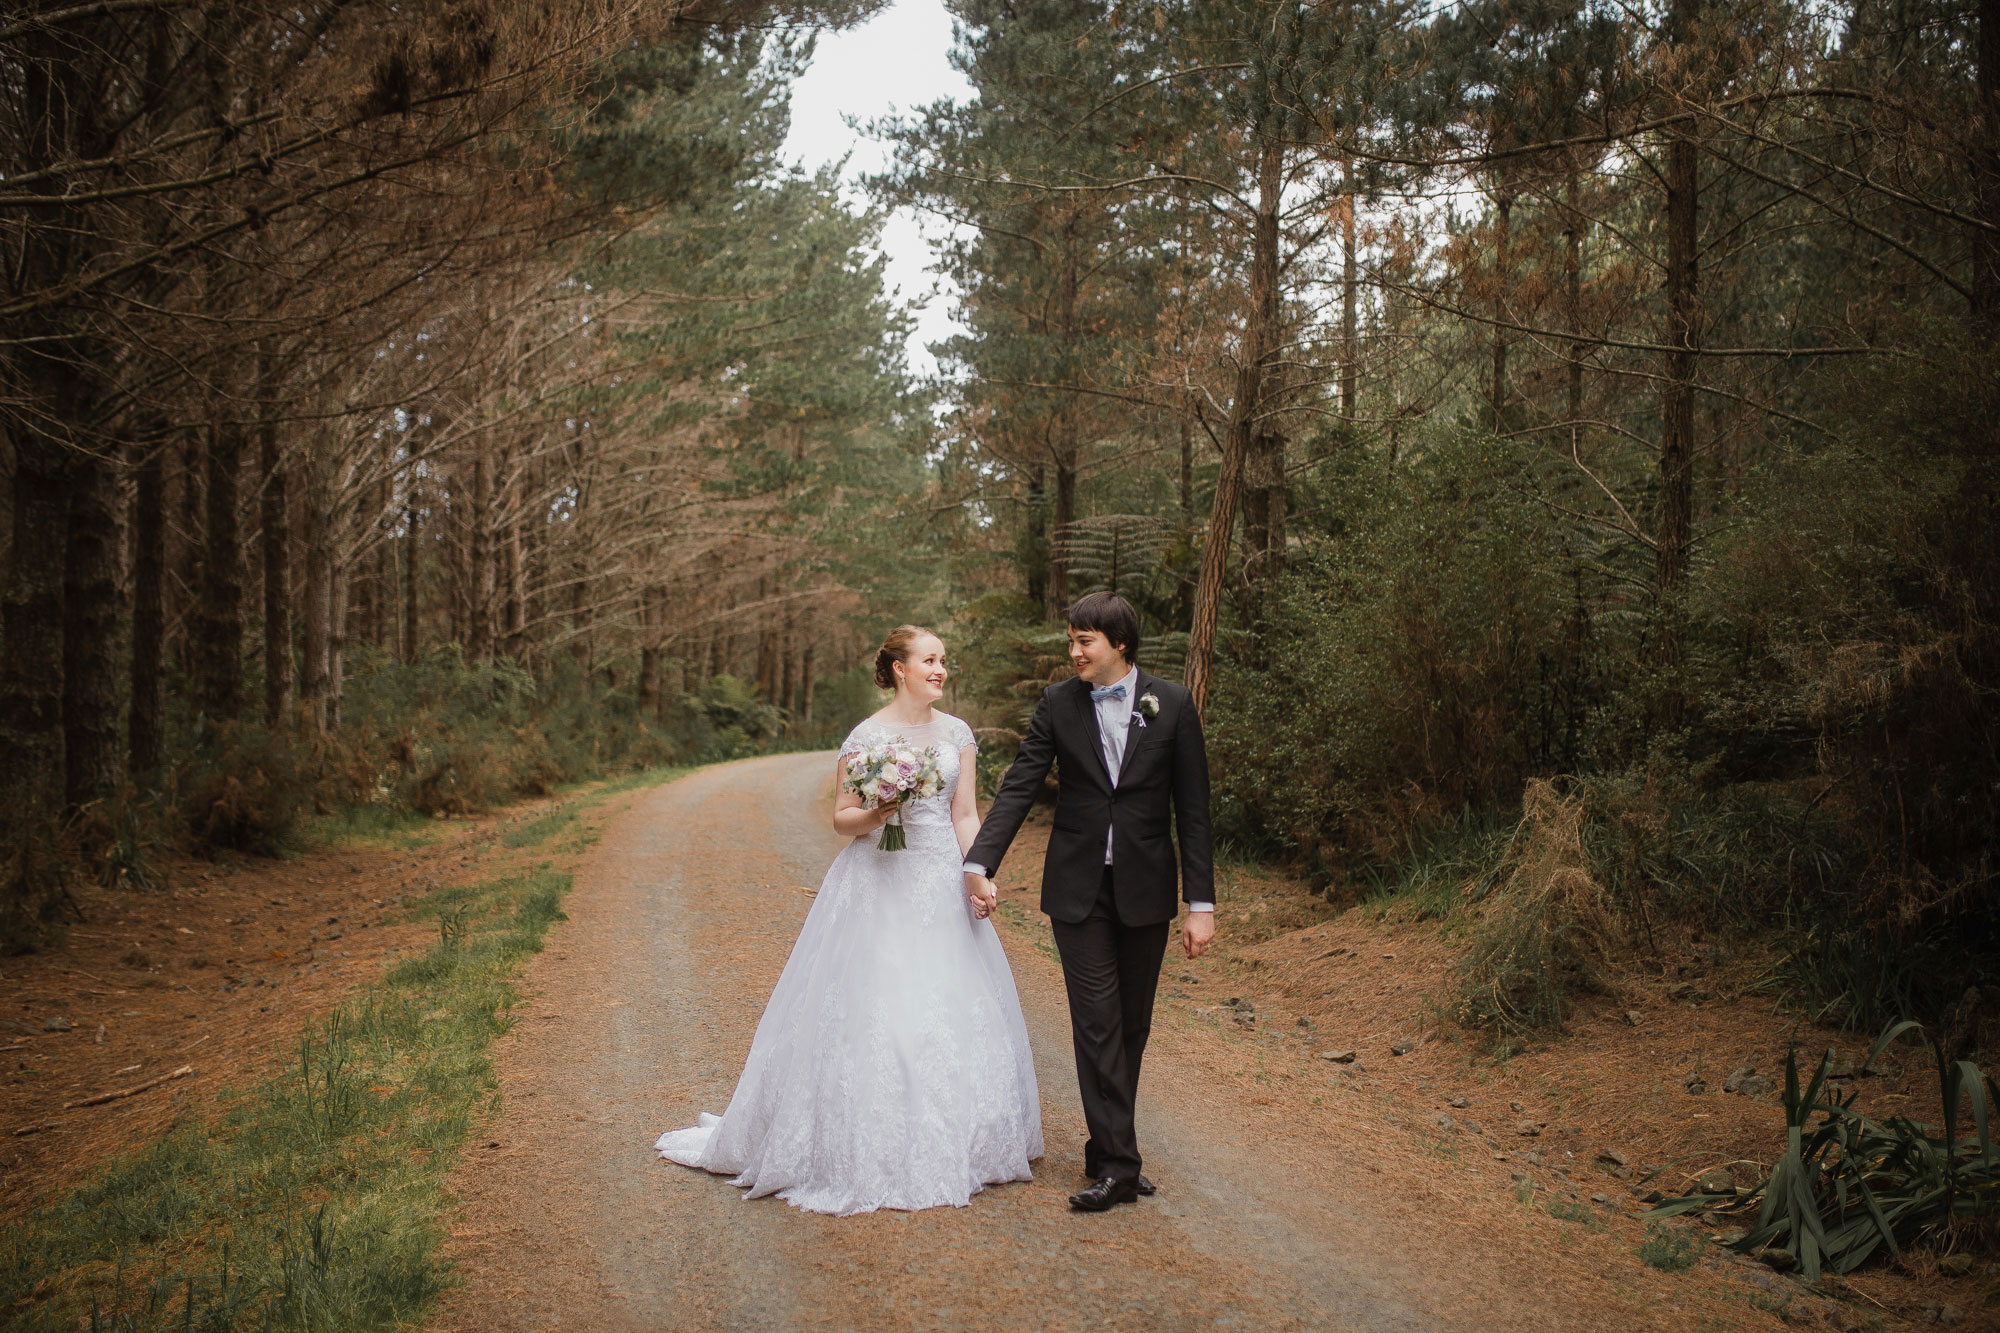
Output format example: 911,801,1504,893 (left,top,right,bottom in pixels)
1975,0,2000,321
365,480,390,649
1024,465,1048,615
1187,131,1283,715
638,587,661,717
0,429,69,837
62,446,122,810
403,482,421,665
5,25,92,852
1051,456,1076,612
328,564,348,732
782,605,802,721
302,450,335,734
1178,415,1194,521
129,431,167,780
1341,173,1359,420
1247,431,1286,581
1657,132,1700,600
446,466,468,650
195,415,246,720
502,516,524,658
1566,168,1585,435
261,413,294,728
639,643,661,715
801,641,817,724
1177,413,1196,627
569,571,590,671
469,445,493,661
173,430,203,677
754,578,776,698
1049,233,1081,616
1490,190,1513,433
1244,454,1270,567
